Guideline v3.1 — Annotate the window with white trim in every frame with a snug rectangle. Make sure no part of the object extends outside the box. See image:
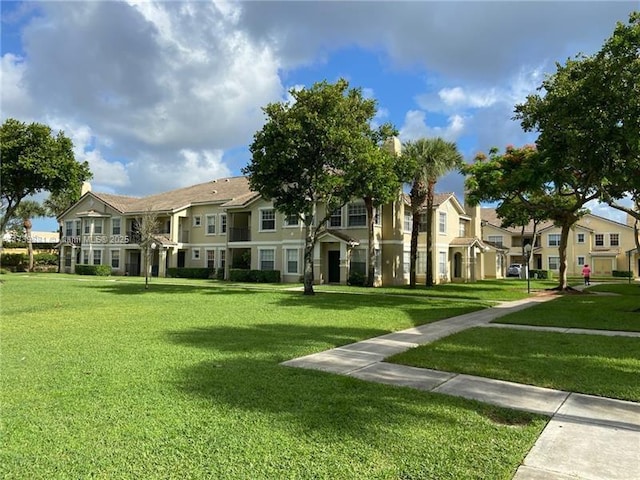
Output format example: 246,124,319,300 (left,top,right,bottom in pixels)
193,215,202,227
548,256,560,270
416,251,426,274
65,221,73,237
348,204,366,227
75,220,82,236
403,251,410,275
438,251,447,277
206,250,215,269
576,233,585,244
373,206,381,226
488,235,503,246
192,248,201,261
577,256,585,266
330,208,342,227
459,221,467,237
438,212,447,234
206,215,216,235
220,214,227,234
404,212,412,232
609,233,619,246
595,233,604,246
285,249,299,274
220,250,226,270
93,250,102,265
284,214,299,227
112,218,121,235
111,250,120,268
349,249,366,275
260,209,276,231
82,249,90,264
94,220,103,235
84,221,90,234
548,234,561,247
259,249,275,270
64,250,72,267
418,213,427,233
